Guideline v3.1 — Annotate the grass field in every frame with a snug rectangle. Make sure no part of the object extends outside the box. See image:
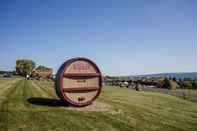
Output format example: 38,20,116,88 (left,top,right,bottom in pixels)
0,78,197,131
